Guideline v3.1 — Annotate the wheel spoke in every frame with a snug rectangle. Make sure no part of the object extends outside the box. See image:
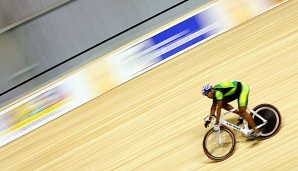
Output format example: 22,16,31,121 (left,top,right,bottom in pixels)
203,127,235,161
